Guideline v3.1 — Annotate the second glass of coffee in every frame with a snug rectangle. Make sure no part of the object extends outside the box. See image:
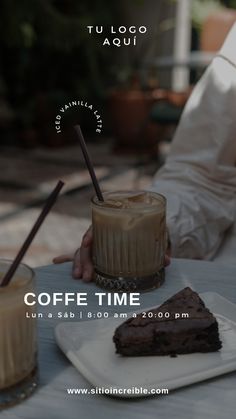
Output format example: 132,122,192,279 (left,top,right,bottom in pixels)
0,259,38,408
91,191,166,292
